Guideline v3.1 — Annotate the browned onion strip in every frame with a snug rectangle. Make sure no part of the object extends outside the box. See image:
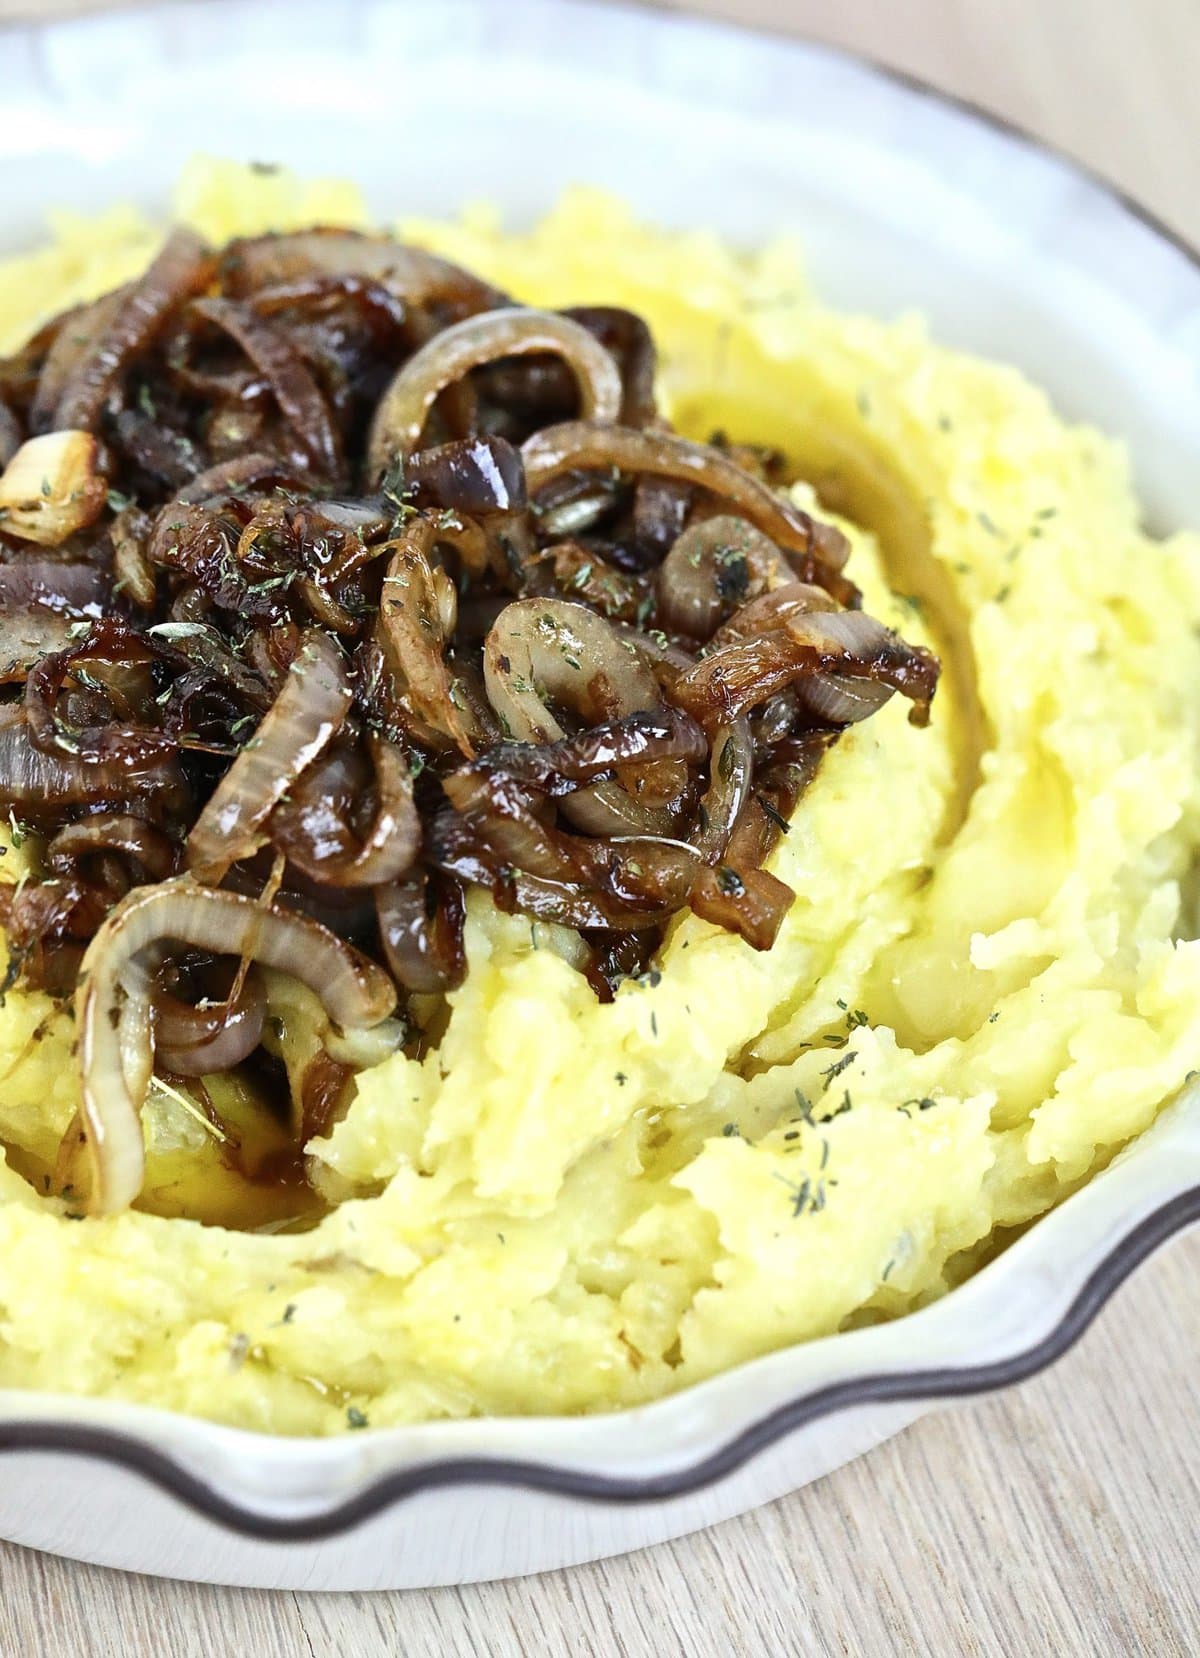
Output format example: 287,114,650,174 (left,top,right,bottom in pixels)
438,713,708,913
375,516,479,756
189,297,341,477
440,713,738,916
709,581,838,644
691,720,754,863
0,396,21,466
187,629,352,879
686,734,829,947
28,287,127,433
154,969,266,1077
483,598,683,836
706,583,894,723
24,620,178,766
367,310,624,476
427,811,672,933
457,707,707,798
657,515,783,640
784,610,939,724
0,559,108,684
75,878,397,1213
797,674,895,724
407,434,528,517
376,874,466,994
220,229,506,313
54,229,214,431
269,736,421,887
47,815,176,889
564,306,657,428
440,770,697,910
689,862,795,951
176,451,304,504
249,271,410,333
0,714,182,814
495,870,667,932
522,422,851,574
110,505,157,610
670,606,939,729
